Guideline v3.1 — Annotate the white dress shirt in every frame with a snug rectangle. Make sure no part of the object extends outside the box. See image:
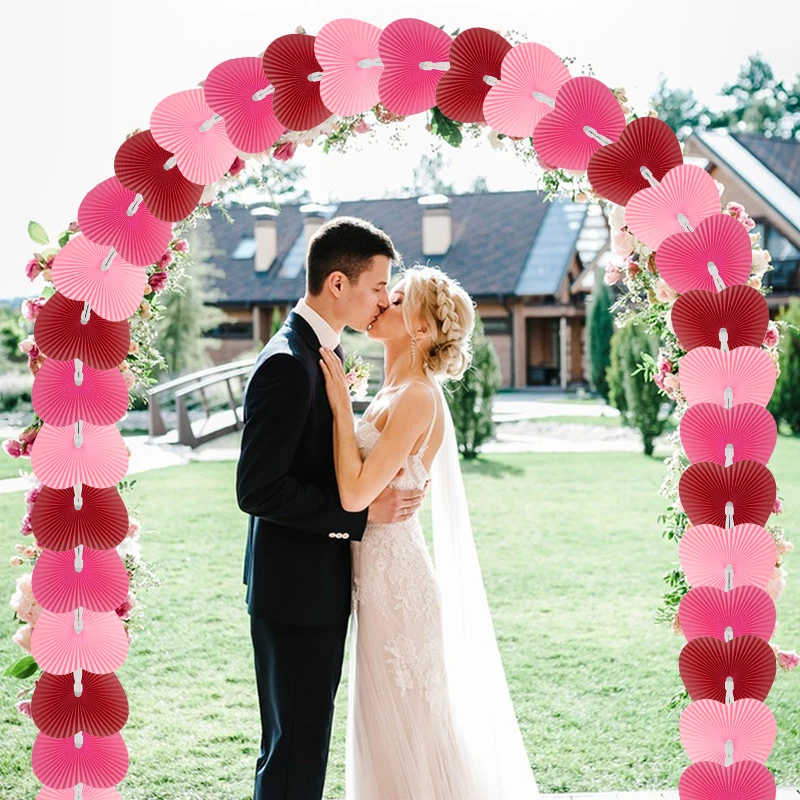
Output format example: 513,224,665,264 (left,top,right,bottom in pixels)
292,296,341,351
